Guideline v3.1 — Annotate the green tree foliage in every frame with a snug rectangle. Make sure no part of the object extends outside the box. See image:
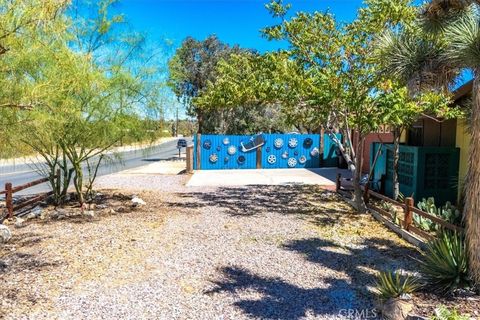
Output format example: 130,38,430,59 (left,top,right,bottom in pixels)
168,35,243,133
376,0,480,285
1,0,164,206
